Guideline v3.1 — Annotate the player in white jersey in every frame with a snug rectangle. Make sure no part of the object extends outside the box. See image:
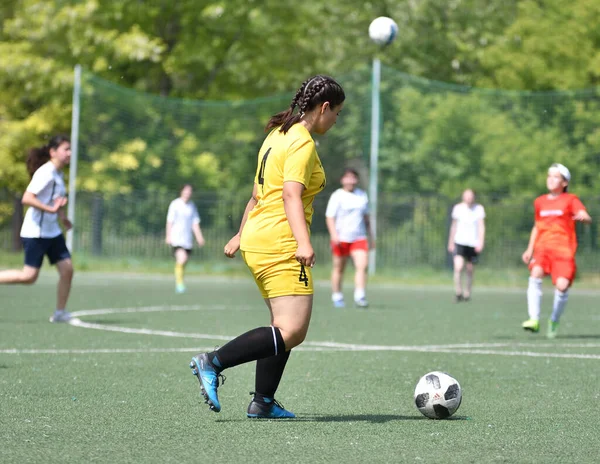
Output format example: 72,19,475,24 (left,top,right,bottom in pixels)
165,184,205,293
447,189,486,302
0,135,75,322
325,168,373,308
